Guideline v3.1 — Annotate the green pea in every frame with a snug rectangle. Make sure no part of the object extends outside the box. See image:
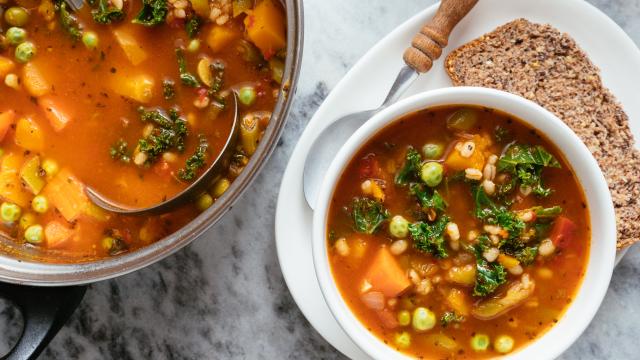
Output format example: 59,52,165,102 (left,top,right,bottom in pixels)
420,162,444,187
397,310,411,326
15,41,36,63
187,39,200,53
4,7,29,27
389,215,409,238
238,86,257,106
494,335,514,354
447,108,478,131
31,195,49,214
6,27,27,45
411,307,436,332
82,31,99,50
470,333,490,352
422,143,444,159
1,202,21,223
196,193,213,211
24,224,44,244
394,331,411,349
